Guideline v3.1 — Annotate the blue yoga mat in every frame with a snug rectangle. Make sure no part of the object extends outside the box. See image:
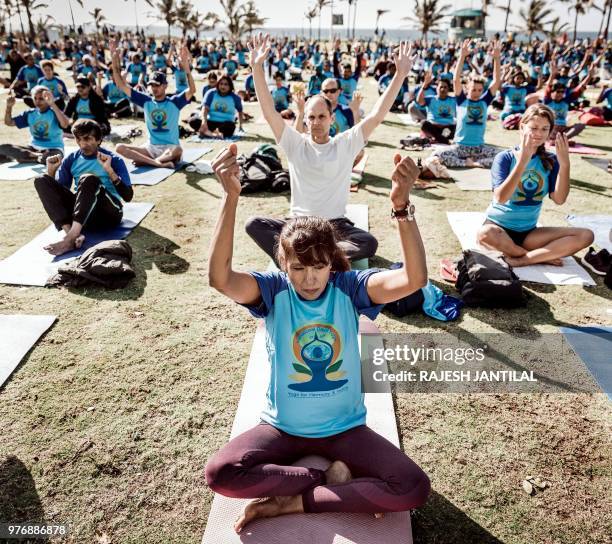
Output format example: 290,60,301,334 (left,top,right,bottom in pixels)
560,326,612,399
128,146,212,185
0,202,154,286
